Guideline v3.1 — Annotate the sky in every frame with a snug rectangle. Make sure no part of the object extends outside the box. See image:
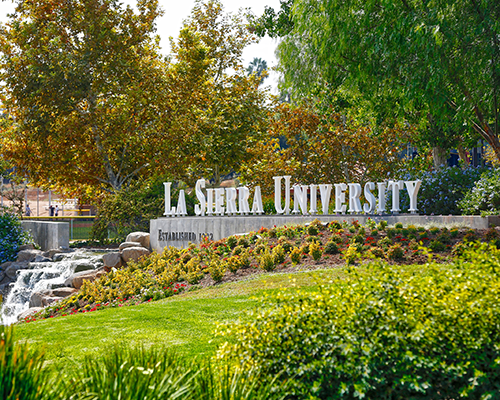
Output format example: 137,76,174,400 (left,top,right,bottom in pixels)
0,0,281,91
